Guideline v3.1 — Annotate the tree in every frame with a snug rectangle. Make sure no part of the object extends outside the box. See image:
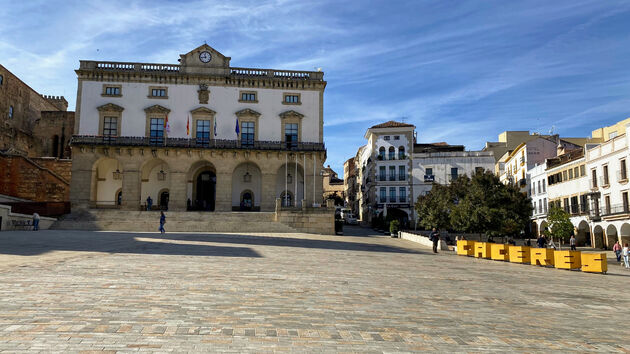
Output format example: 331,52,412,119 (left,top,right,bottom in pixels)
416,171,532,238
547,207,574,247
415,183,453,230
326,191,344,206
